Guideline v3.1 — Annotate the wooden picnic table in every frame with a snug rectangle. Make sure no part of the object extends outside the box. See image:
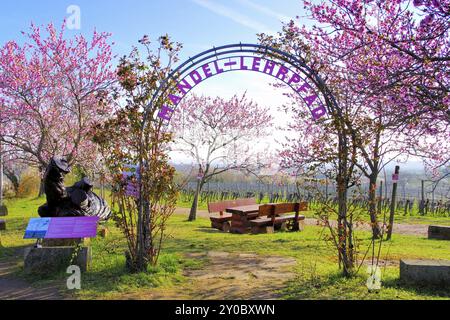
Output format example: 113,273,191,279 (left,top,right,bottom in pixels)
226,204,272,234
